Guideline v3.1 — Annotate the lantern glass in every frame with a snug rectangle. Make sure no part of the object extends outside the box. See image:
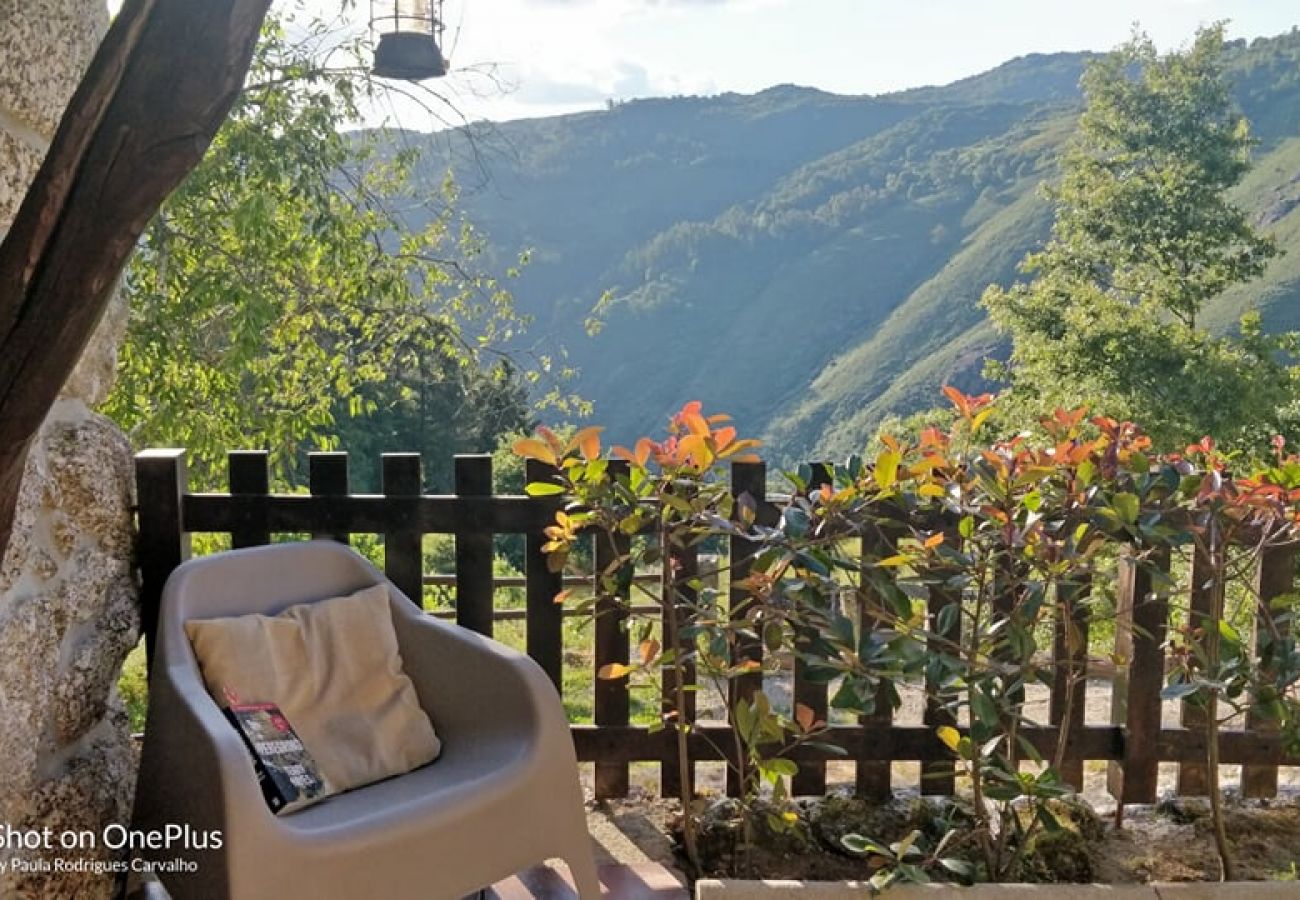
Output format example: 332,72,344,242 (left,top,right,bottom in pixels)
371,0,447,80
